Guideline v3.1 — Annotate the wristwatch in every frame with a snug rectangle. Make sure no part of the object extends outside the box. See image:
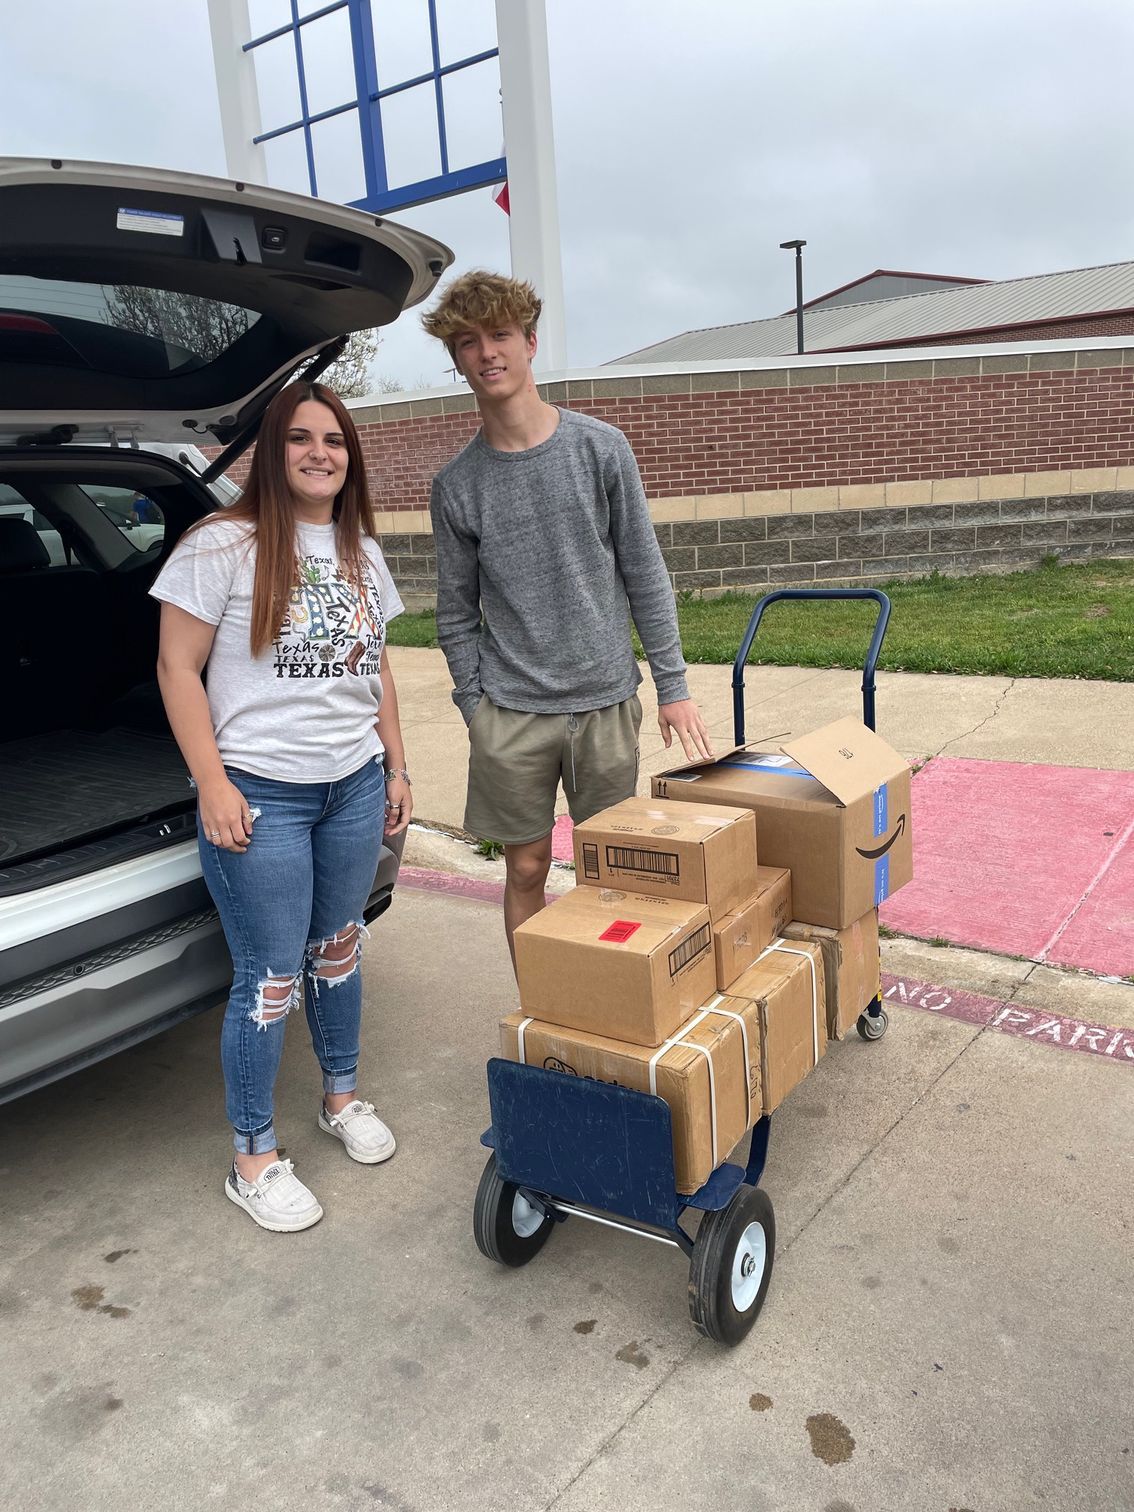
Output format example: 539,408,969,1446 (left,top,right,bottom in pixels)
385,766,412,787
